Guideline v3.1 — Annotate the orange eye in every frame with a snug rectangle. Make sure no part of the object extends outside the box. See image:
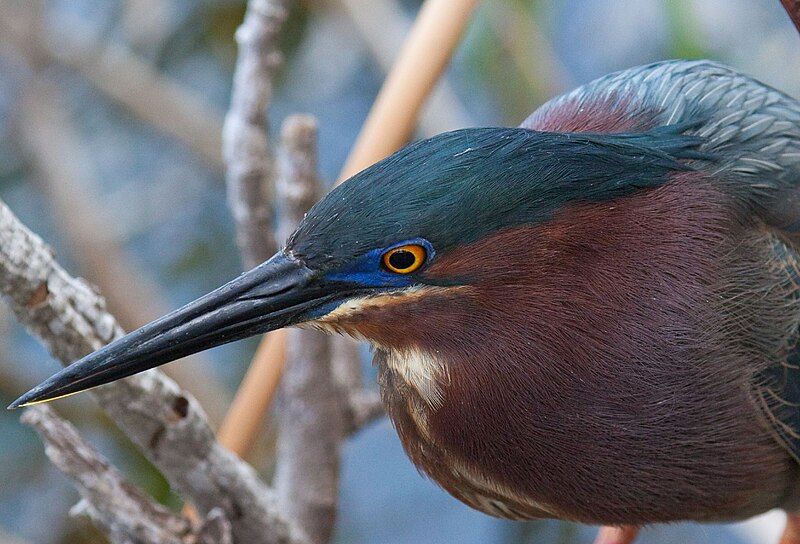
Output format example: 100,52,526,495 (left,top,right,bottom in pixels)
382,244,427,274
